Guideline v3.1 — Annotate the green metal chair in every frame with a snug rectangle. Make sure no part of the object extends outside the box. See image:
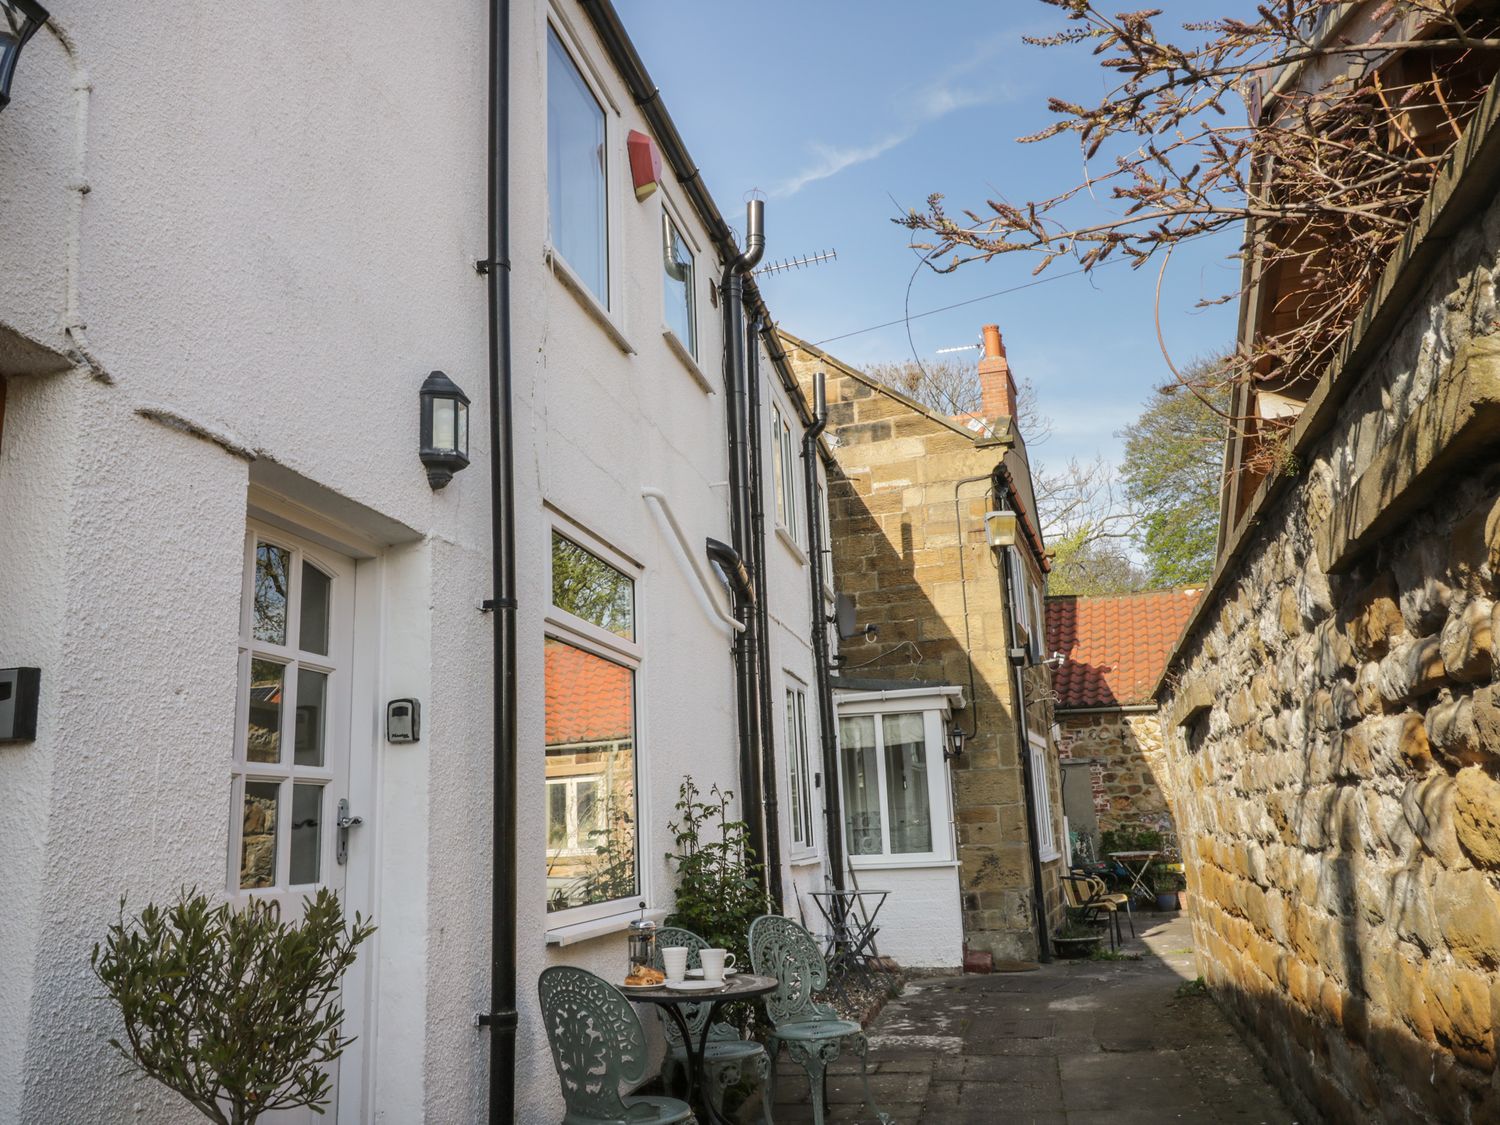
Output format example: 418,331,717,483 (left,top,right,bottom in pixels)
652,927,772,1125
537,965,693,1125
748,914,892,1125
